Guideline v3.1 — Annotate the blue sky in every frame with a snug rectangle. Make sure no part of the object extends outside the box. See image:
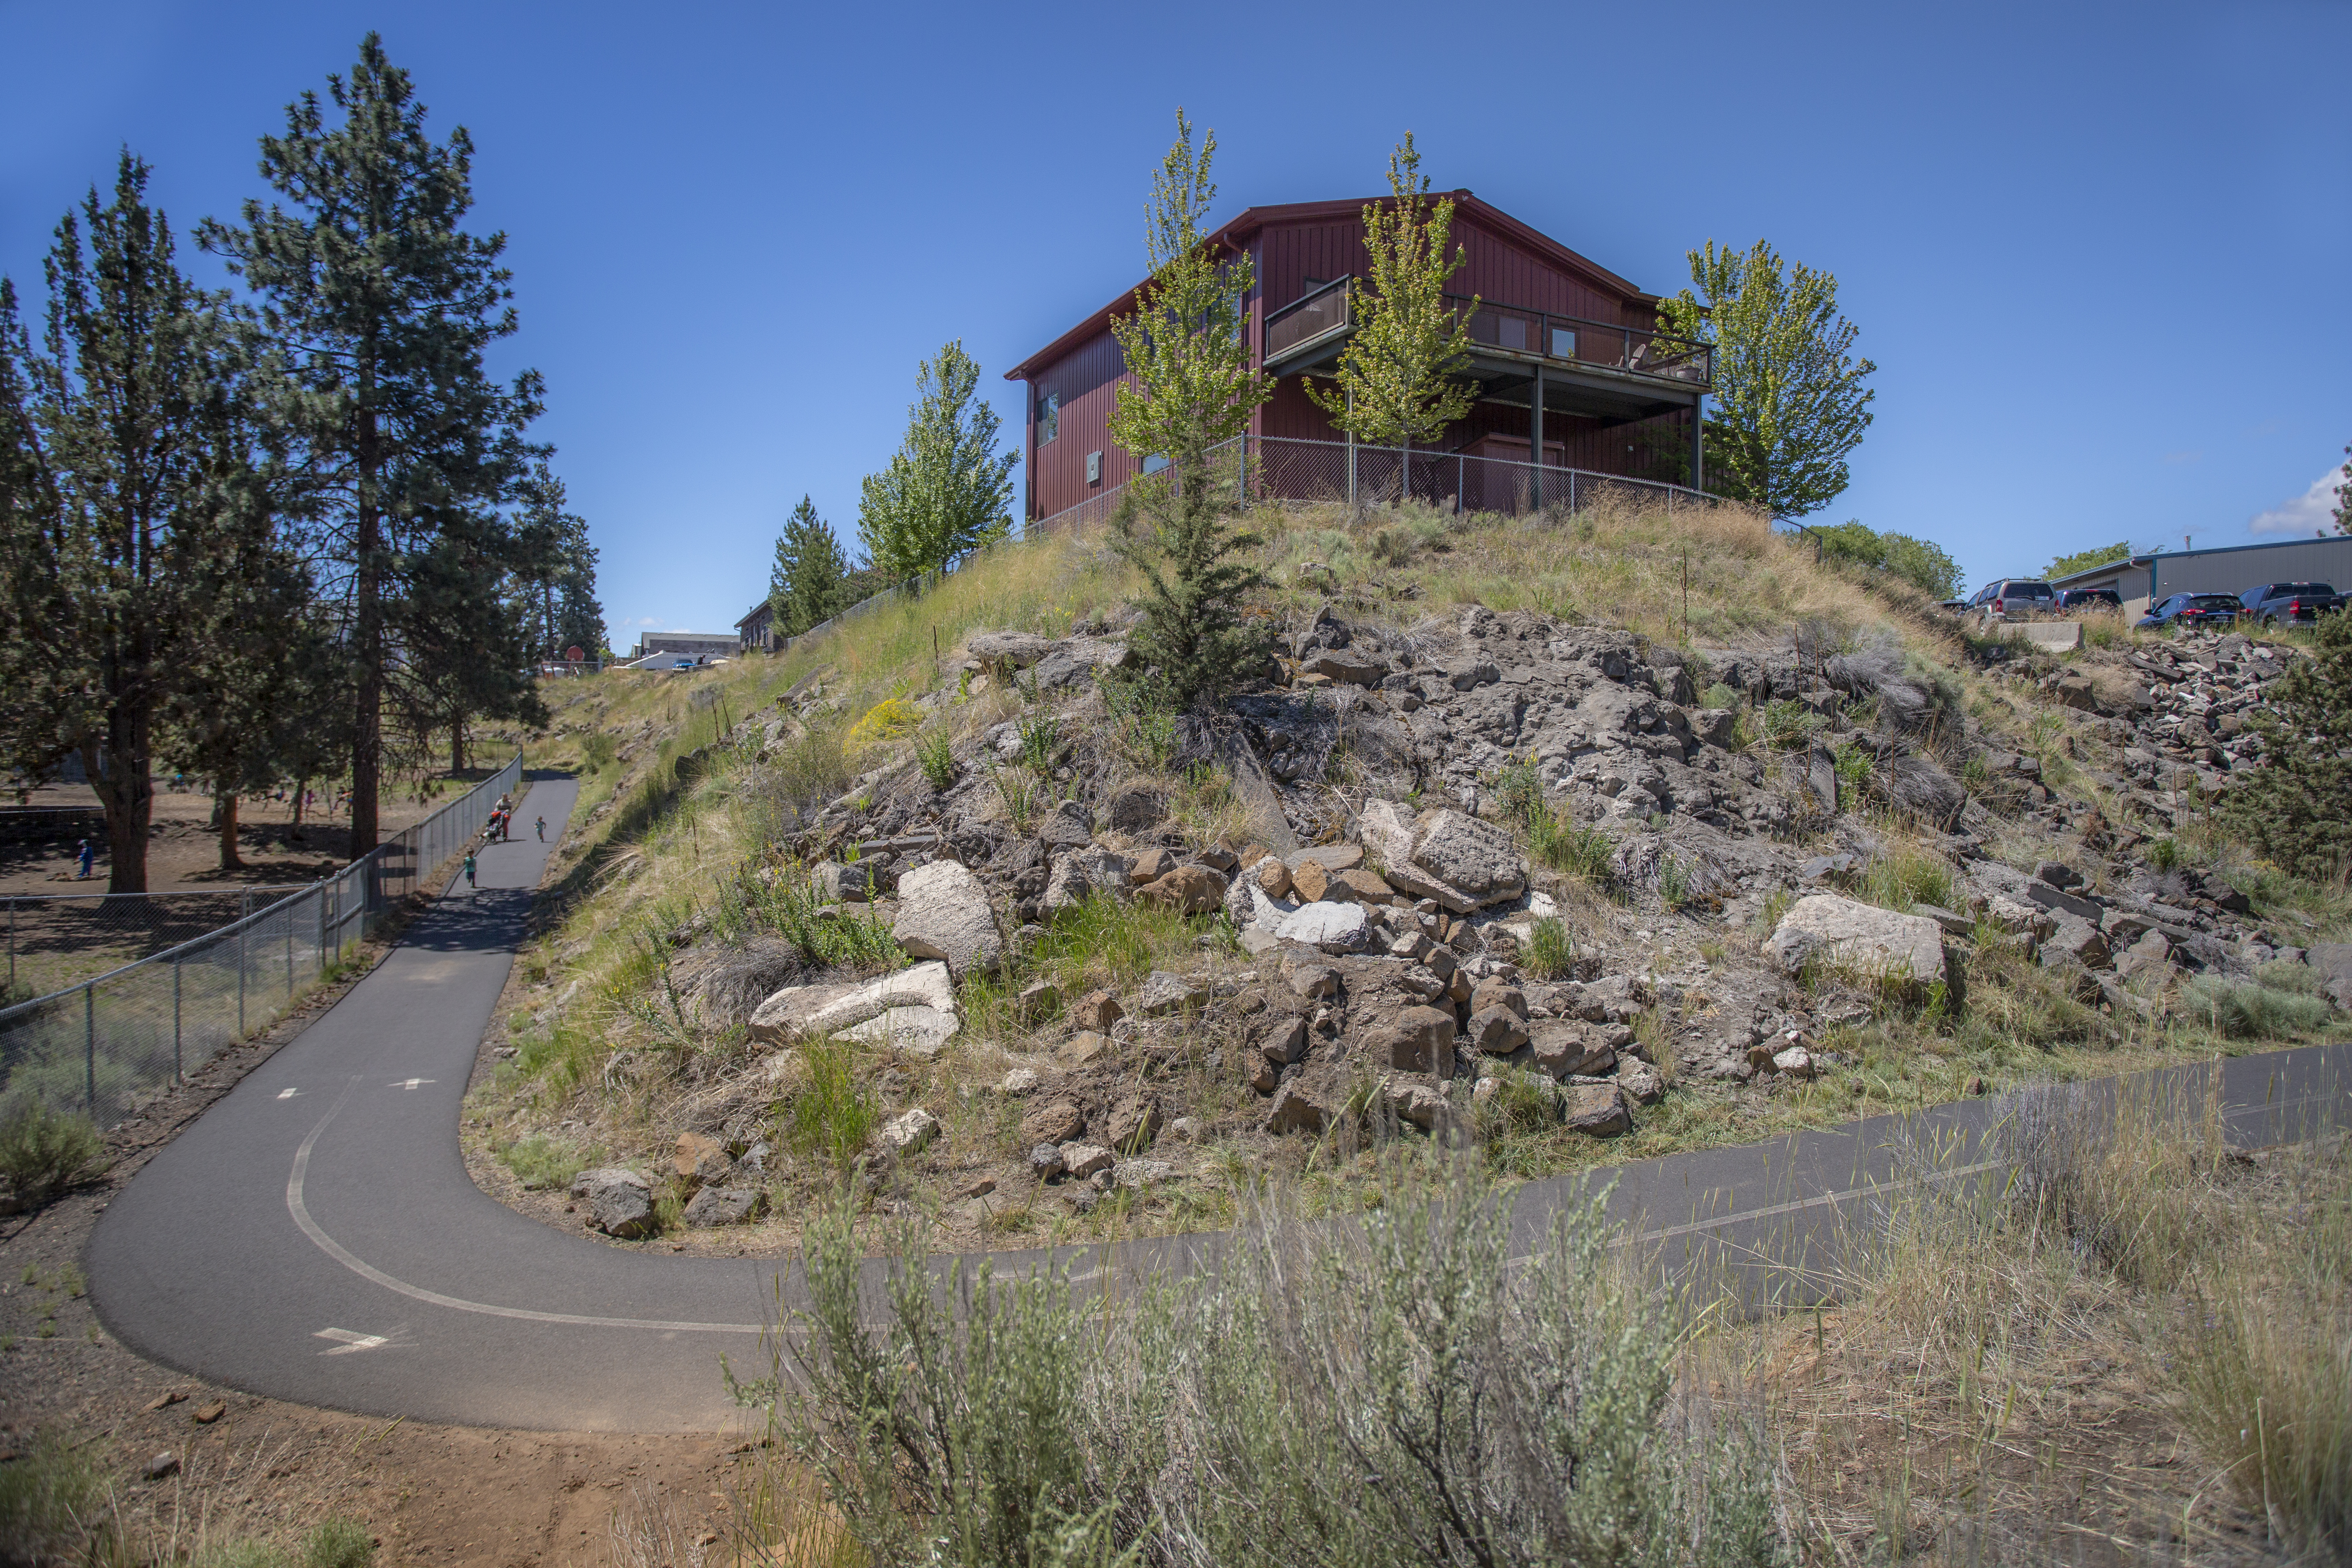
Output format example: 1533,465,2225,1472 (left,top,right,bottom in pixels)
4,0,2347,641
